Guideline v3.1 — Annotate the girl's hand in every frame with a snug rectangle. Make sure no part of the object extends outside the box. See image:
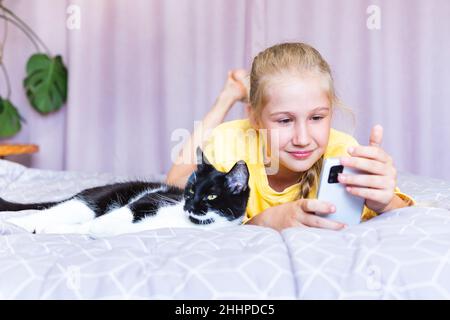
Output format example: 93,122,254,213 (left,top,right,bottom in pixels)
248,199,346,231
338,125,397,213
220,69,249,103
